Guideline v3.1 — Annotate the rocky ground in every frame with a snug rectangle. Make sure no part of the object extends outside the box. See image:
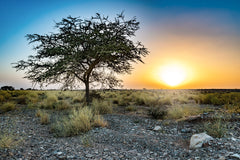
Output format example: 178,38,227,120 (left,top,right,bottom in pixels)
0,108,240,160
